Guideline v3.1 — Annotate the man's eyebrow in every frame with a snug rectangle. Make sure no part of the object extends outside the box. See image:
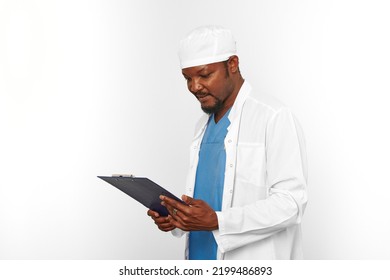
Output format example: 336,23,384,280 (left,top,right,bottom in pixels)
182,65,209,78
196,65,208,73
